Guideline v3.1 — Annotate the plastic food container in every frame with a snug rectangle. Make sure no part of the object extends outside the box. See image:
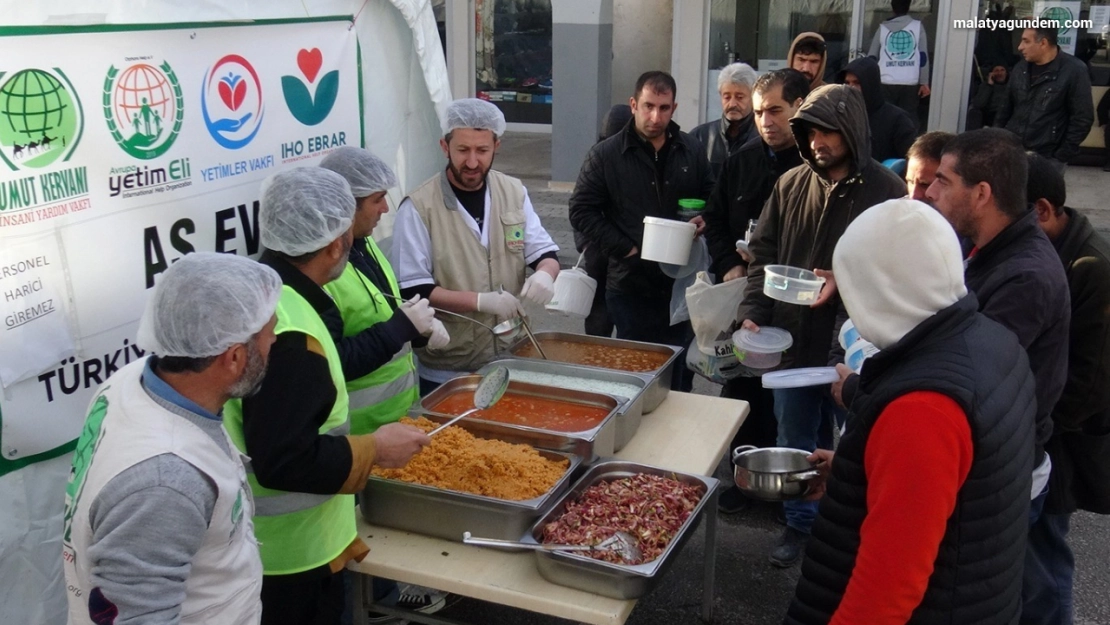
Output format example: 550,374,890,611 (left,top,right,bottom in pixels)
545,267,597,318
731,327,793,369
641,217,696,265
845,339,880,373
676,198,706,221
763,265,825,304
839,319,861,350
